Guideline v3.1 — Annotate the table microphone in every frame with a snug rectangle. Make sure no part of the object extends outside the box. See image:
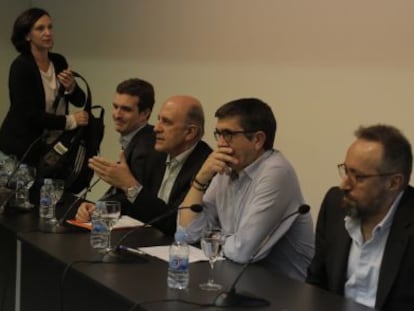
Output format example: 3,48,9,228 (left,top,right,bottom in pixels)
39,178,101,233
105,204,204,263
214,204,311,308
6,132,47,187
0,133,47,214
